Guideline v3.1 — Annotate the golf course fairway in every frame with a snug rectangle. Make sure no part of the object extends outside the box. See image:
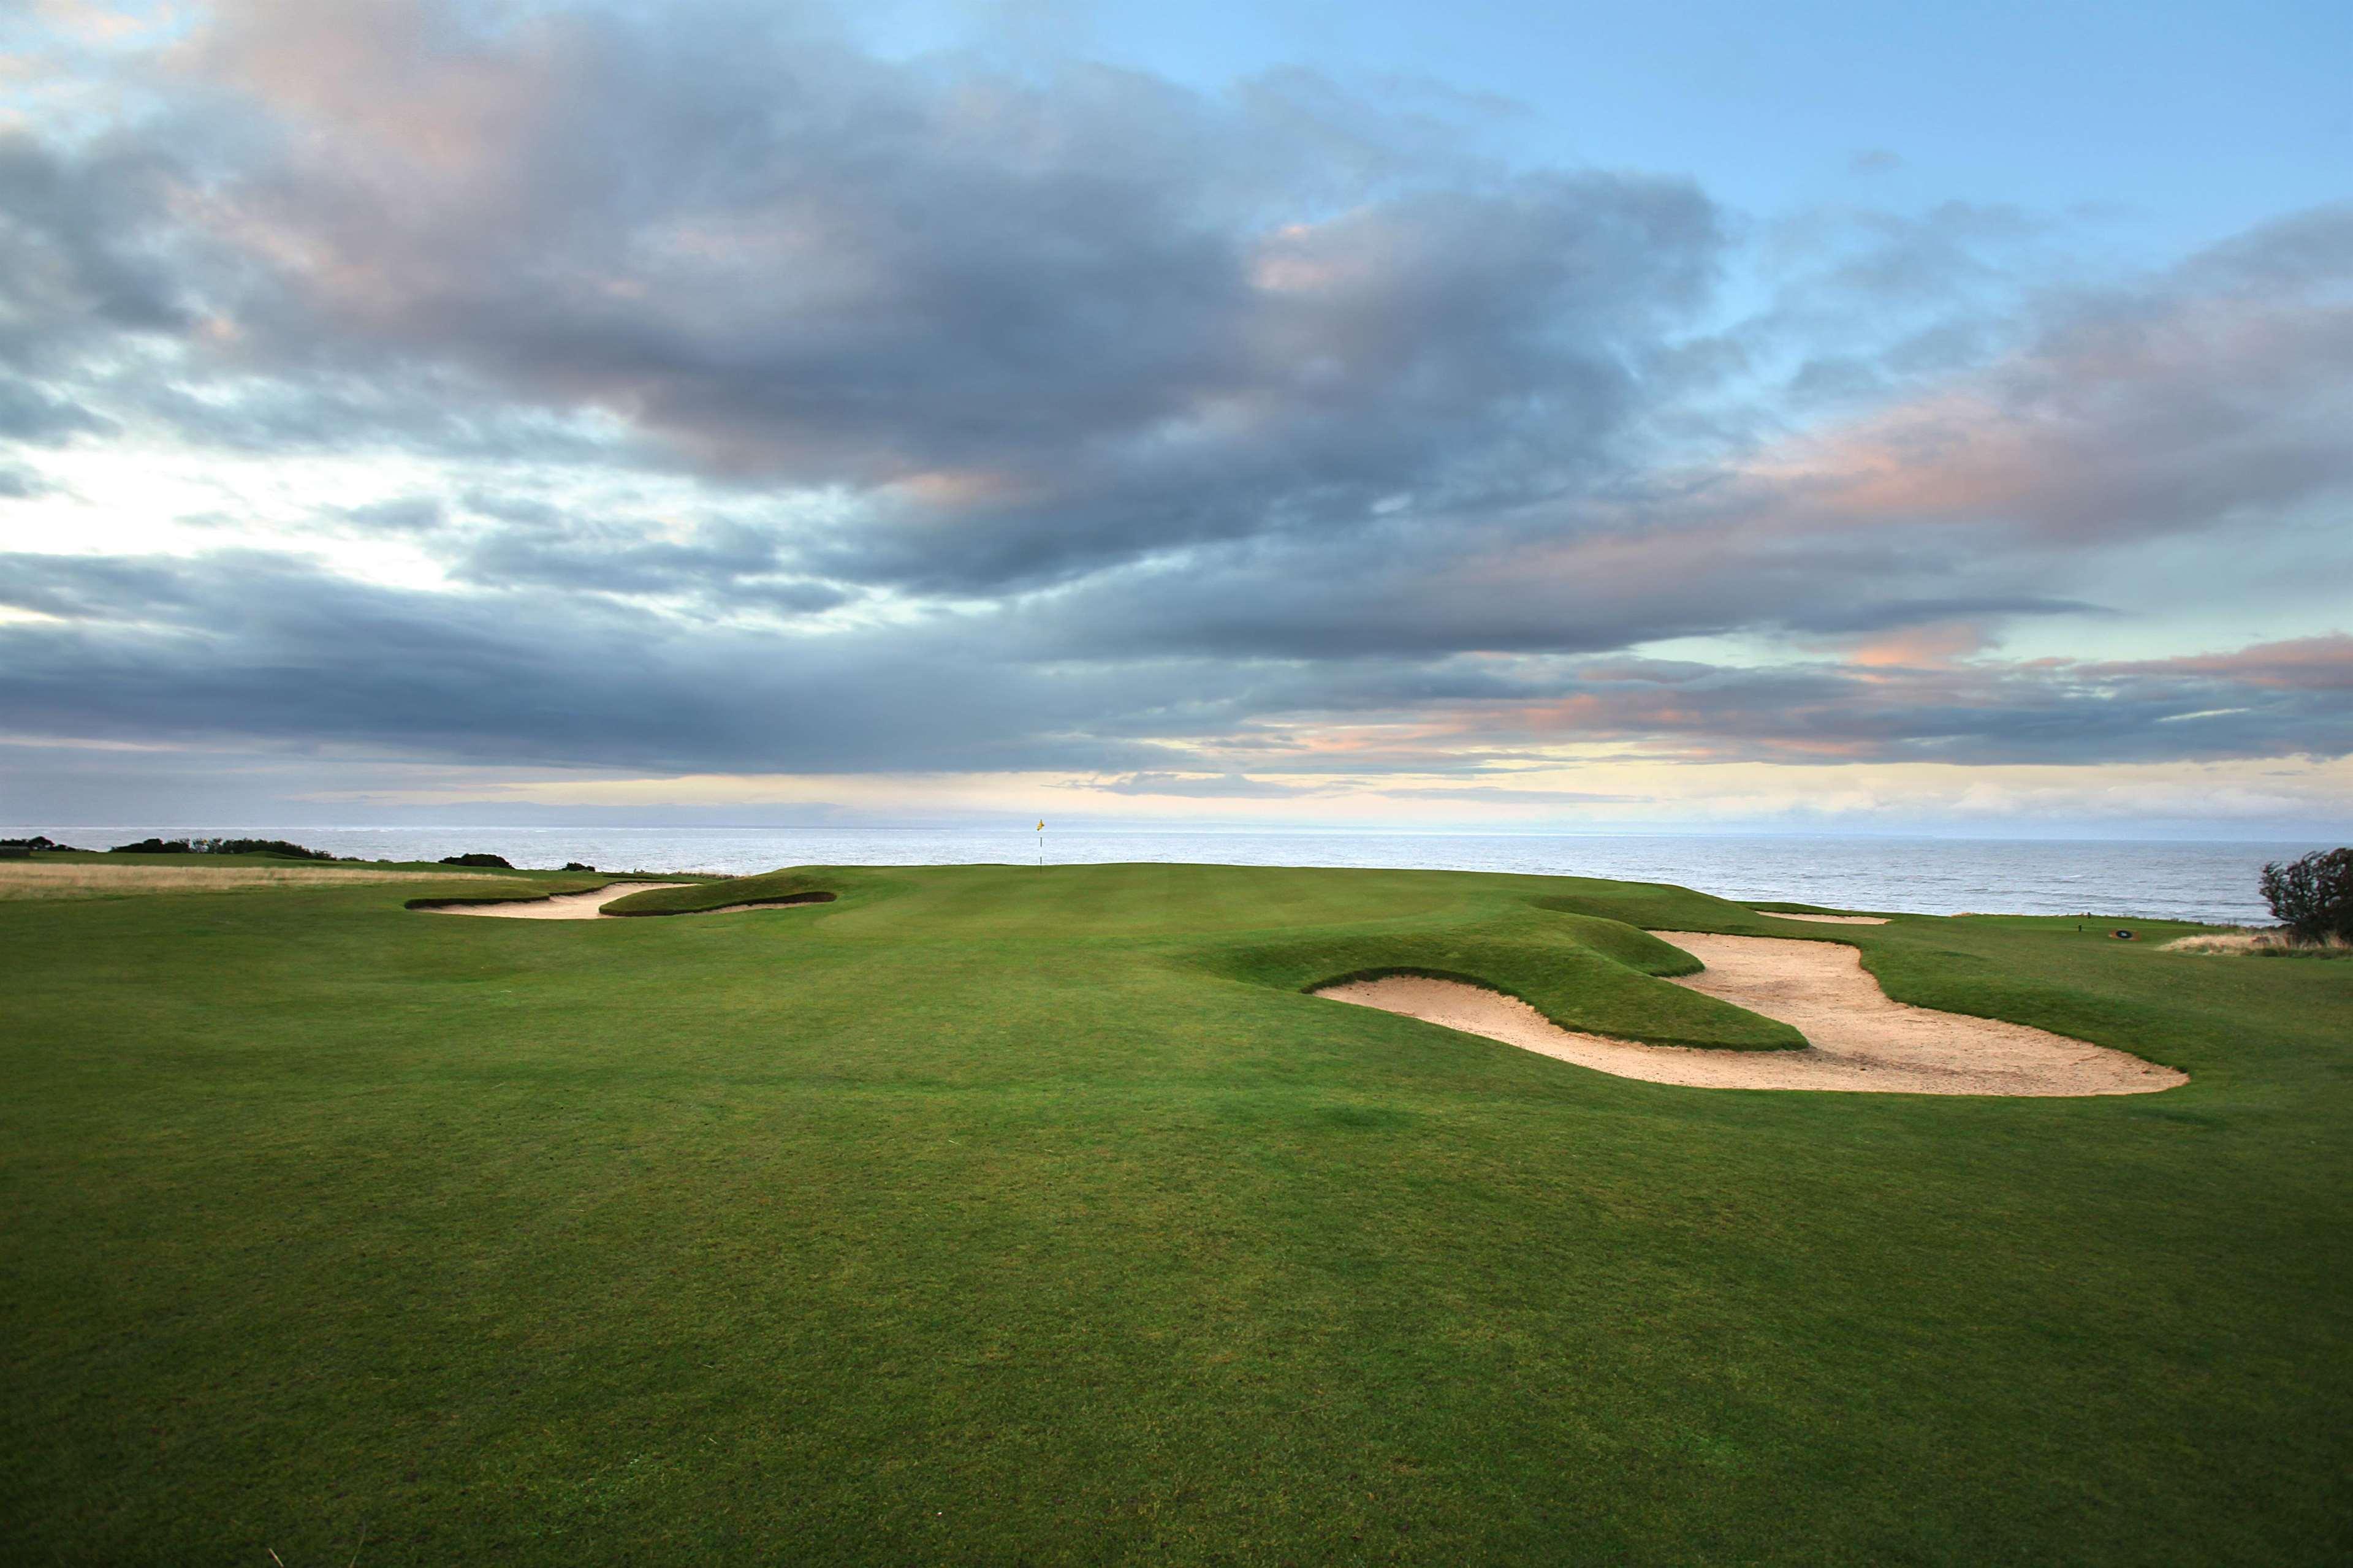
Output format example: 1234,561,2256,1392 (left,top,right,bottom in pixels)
4,857,2347,1564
